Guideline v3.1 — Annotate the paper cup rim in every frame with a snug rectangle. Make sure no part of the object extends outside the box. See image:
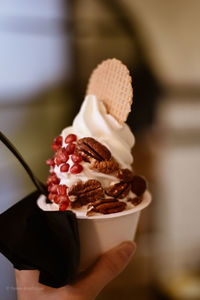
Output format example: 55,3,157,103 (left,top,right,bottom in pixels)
75,190,151,220
37,190,151,220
